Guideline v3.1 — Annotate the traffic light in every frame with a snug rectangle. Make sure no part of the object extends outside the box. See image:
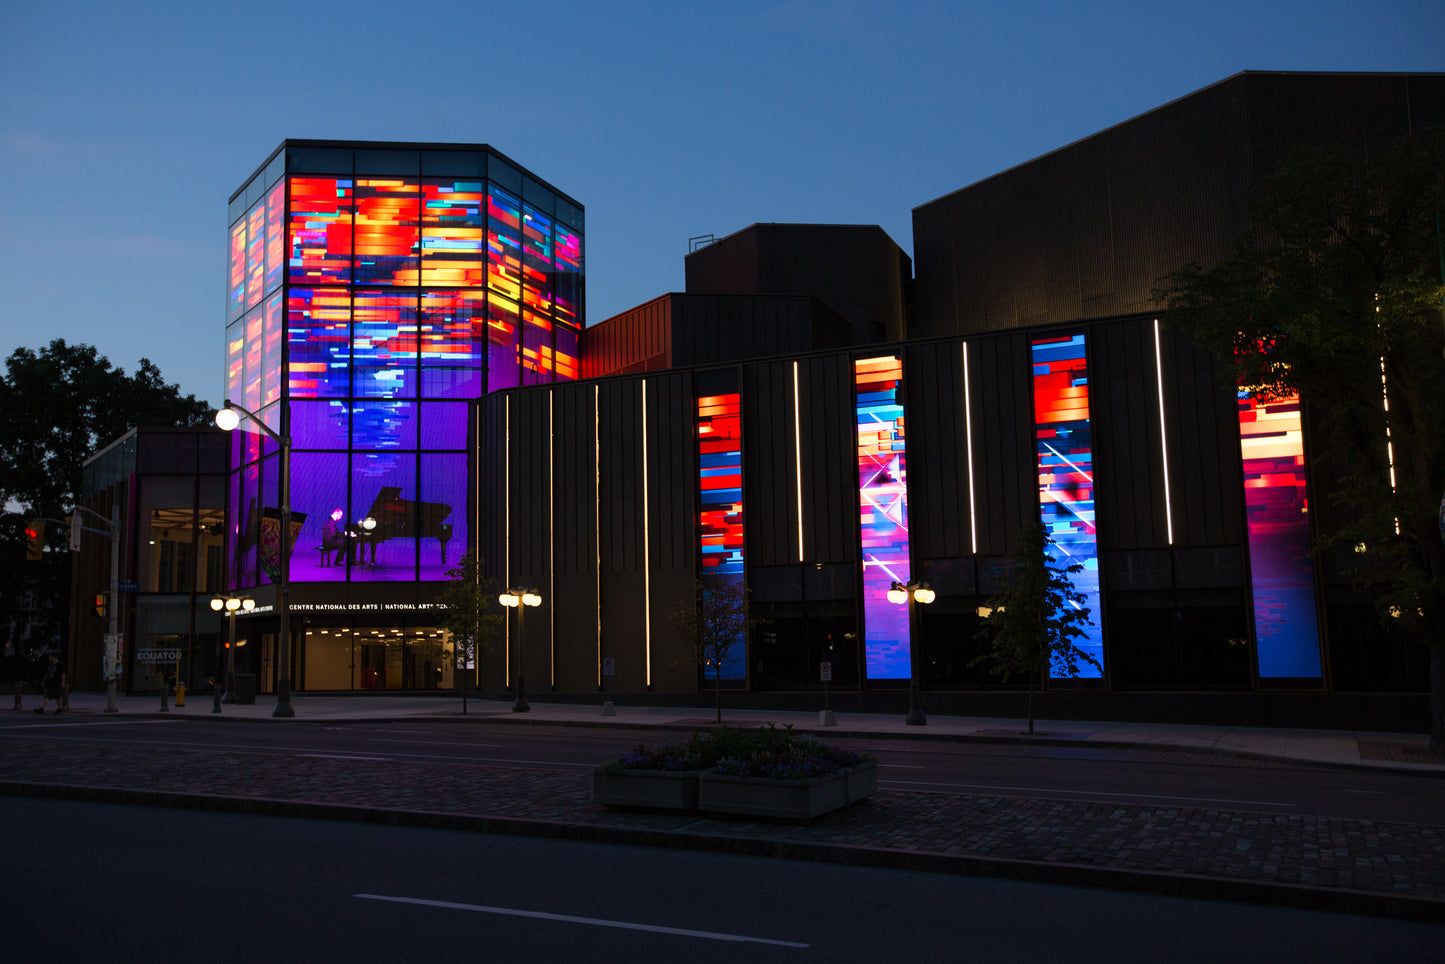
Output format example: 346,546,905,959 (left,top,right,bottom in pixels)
25,520,45,561
94,592,107,619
